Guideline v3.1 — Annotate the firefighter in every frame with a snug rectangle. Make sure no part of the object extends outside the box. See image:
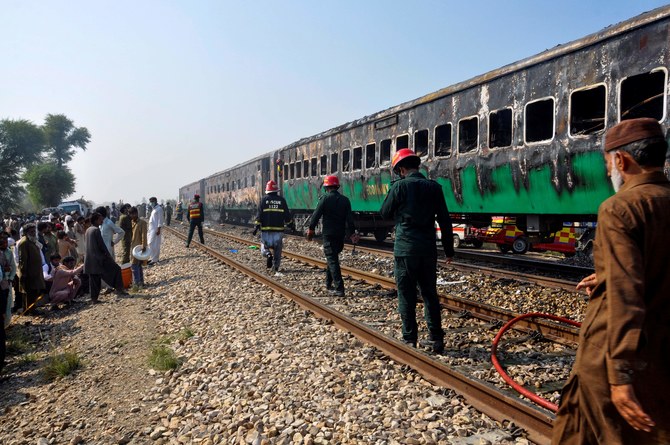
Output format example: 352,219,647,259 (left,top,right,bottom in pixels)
186,194,205,248
253,180,293,273
306,175,358,297
380,148,454,353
